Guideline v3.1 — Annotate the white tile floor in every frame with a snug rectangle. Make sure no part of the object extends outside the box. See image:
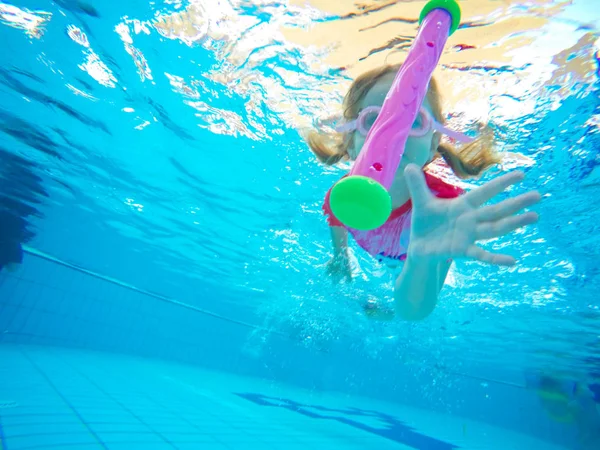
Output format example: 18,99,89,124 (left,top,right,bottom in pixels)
0,344,567,450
